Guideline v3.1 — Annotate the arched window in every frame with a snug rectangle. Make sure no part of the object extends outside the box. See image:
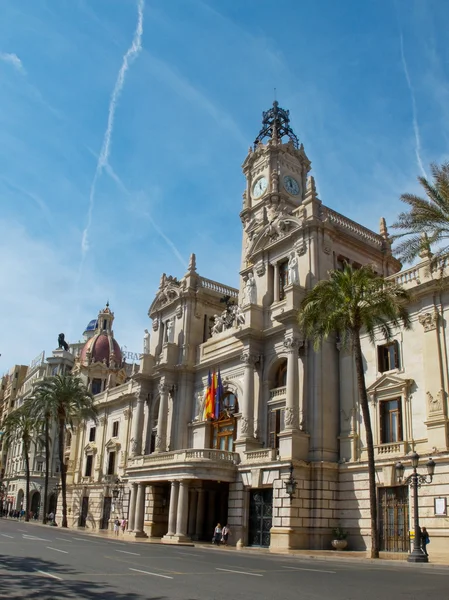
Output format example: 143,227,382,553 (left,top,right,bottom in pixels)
274,360,287,388
220,392,238,415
